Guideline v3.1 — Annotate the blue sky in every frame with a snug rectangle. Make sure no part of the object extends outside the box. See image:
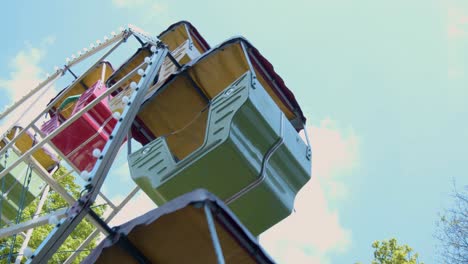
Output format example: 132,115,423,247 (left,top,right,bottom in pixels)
0,0,466,263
